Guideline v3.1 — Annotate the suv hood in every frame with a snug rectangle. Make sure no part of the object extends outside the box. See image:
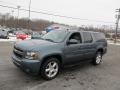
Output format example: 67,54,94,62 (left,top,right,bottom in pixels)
14,39,56,51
